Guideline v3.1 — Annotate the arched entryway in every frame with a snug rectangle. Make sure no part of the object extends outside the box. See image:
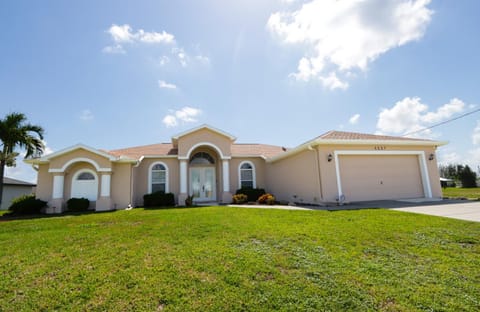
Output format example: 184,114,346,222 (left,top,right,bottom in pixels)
189,151,217,202
71,169,99,201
